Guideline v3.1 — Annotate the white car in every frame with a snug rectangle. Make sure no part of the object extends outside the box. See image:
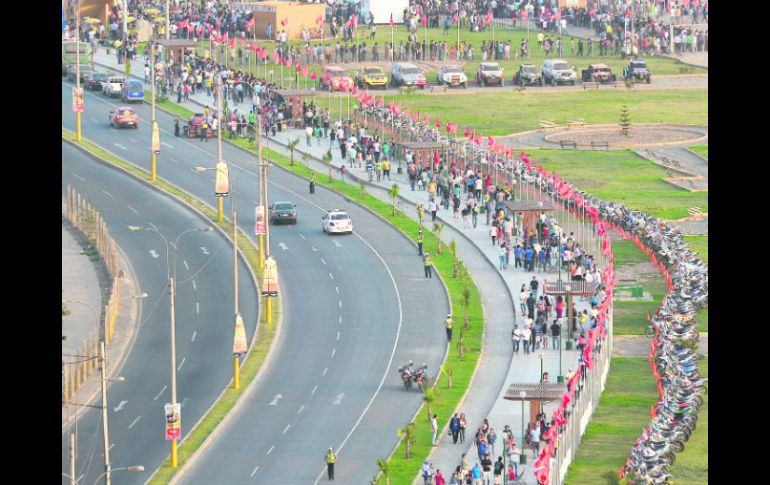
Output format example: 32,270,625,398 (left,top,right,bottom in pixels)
322,210,353,234
437,65,468,88
102,76,126,97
